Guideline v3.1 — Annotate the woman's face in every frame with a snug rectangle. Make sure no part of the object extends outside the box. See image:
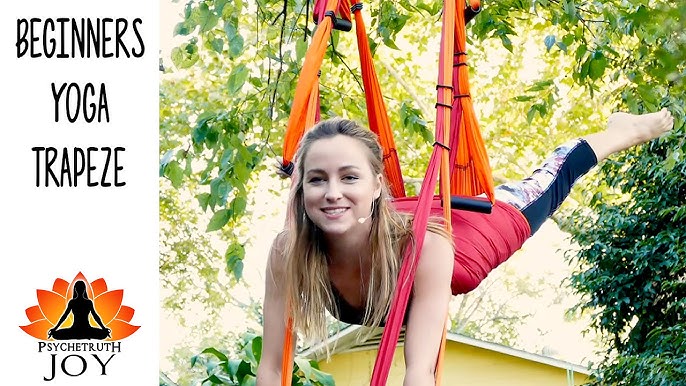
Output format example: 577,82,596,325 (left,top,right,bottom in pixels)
302,135,382,237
